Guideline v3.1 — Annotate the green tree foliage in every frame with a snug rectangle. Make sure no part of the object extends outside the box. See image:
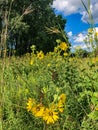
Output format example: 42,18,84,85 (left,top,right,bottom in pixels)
0,0,69,55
